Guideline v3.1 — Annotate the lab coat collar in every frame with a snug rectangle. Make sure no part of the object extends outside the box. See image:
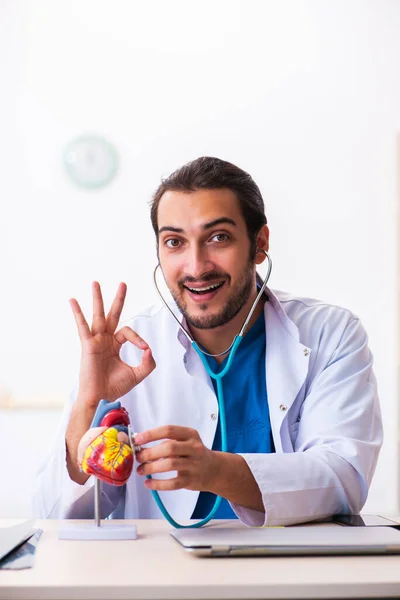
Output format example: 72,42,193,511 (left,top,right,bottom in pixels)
177,316,192,352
